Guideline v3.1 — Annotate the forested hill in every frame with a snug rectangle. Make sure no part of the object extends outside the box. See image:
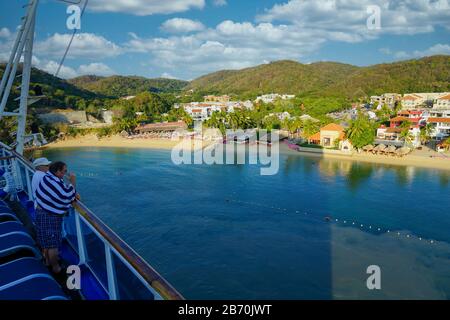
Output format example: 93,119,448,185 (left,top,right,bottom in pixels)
68,75,189,98
0,63,101,111
187,55,450,99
